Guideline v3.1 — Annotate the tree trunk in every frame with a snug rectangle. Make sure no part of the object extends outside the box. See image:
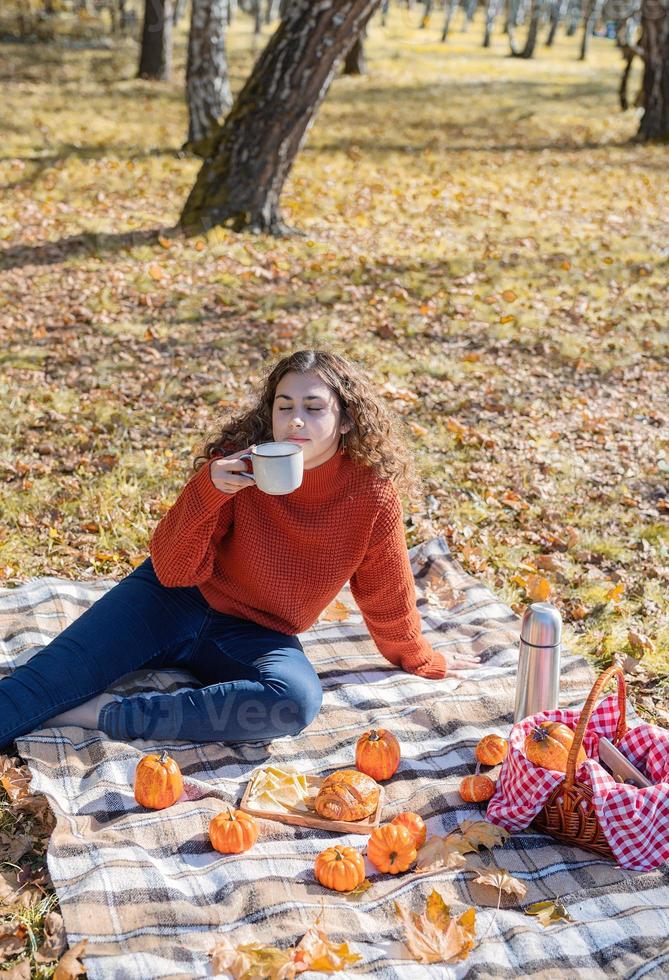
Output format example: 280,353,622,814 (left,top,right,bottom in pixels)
637,0,669,139
138,0,174,80
180,0,382,236
441,0,460,39
509,0,542,56
186,0,233,148
343,29,366,72
545,0,567,45
580,0,604,60
483,0,502,45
